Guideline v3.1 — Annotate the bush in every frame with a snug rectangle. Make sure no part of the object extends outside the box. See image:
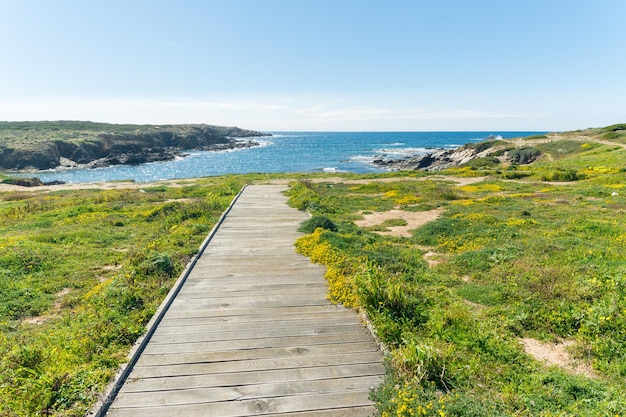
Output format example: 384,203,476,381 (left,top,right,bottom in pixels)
464,157,500,168
601,123,626,132
464,139,506,153
509,147,541,164
299,215,338,233
541,169,585,182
